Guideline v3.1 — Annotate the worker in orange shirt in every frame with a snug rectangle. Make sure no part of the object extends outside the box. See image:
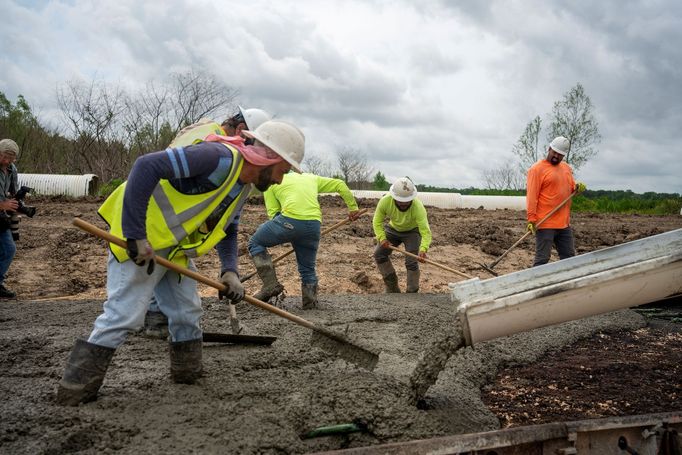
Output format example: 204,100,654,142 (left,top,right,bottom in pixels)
526,136,586,267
